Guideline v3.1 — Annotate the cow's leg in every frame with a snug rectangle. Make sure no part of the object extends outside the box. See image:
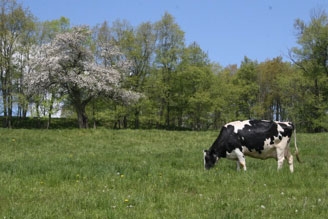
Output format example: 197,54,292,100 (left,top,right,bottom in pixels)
284,147,294,173
236,161,241,171
276,147,285,170
234,148,246,171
